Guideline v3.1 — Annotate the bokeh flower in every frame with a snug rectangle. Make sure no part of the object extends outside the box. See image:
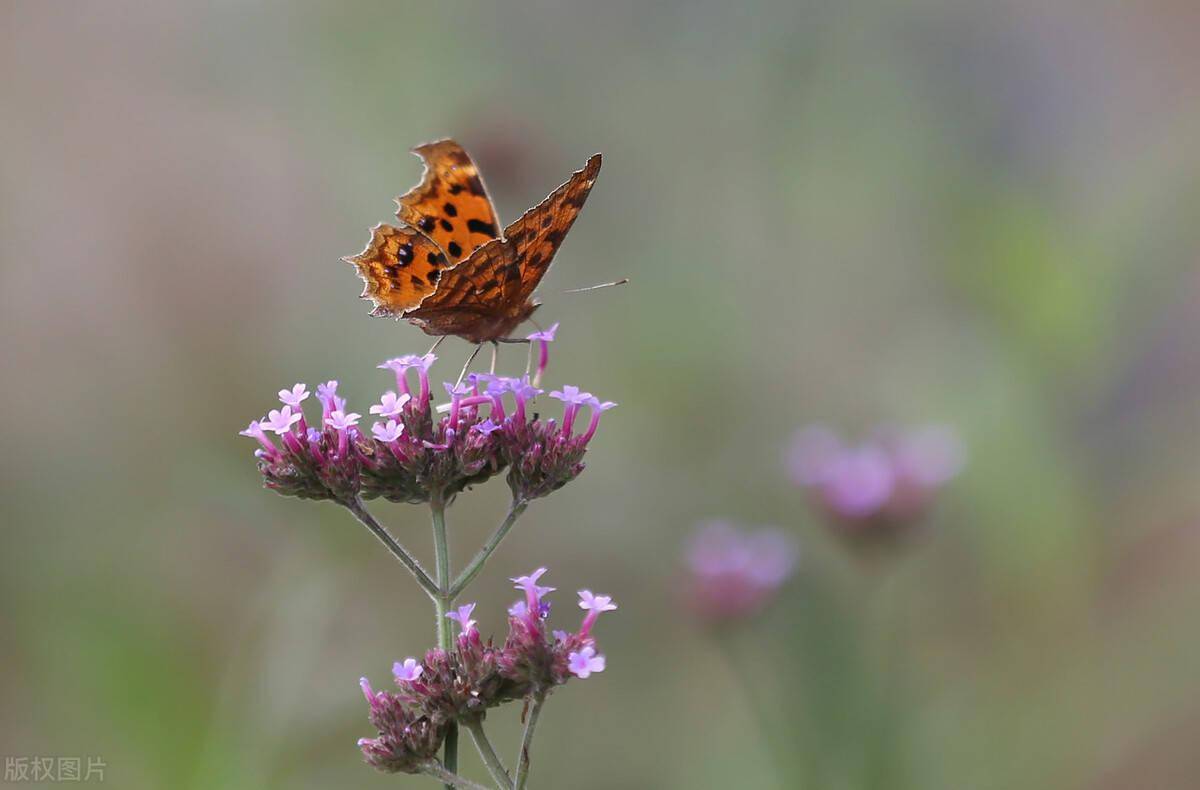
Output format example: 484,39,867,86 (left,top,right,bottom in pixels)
788,424,965,541
685,521,798,621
